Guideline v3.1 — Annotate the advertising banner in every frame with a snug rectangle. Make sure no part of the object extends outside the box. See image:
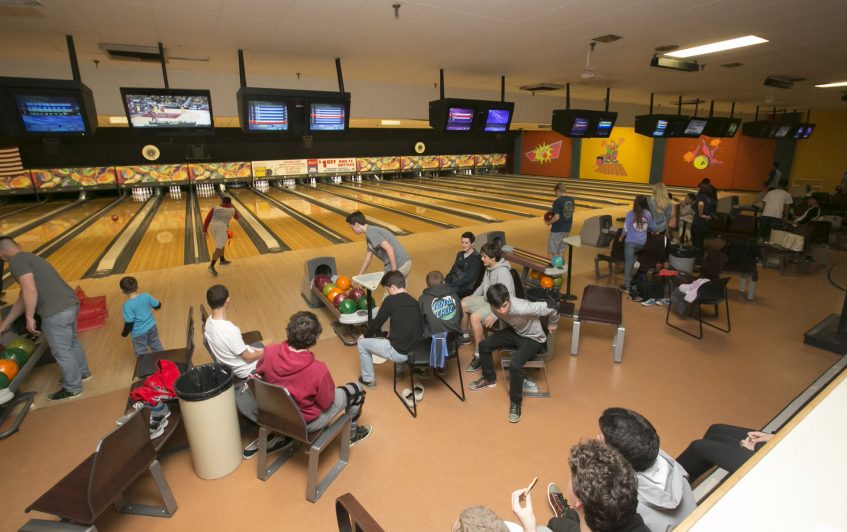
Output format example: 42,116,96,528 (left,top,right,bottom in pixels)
317,158,357,174
116,164,190,185
31,167,117,190
190,162,252,181
251,159,310,177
